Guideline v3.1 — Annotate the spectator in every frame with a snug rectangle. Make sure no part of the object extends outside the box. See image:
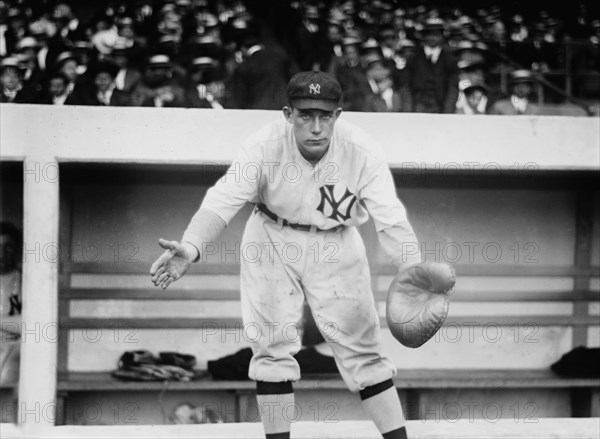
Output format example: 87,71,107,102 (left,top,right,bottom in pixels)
229,32,295,110
0,9,8,58
490,69,540,115
294,5,322,70
111,40,143,95
3,8,27,56
453,41,487,66
136,54,185,107
335,37,369,111
360,53,411,112
154,3,184,47
44,6,78,69
28,19,55,73
573,19,600,97
455,81,489,114
0,57,36,103
36,71,70,105
201,14,222,41
114,17,148,71
72,40,96,78
14,37,44,88
154,34,180,64
392,38,416,71
184,57,229,109
181,35,226,73
457,59,487,84
319,18,344,74
66,60,130,106
0,1,595,110
378,25,398,60
407,18,459,113
526,23,559,72
50,3,83,41
52,51,81,98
